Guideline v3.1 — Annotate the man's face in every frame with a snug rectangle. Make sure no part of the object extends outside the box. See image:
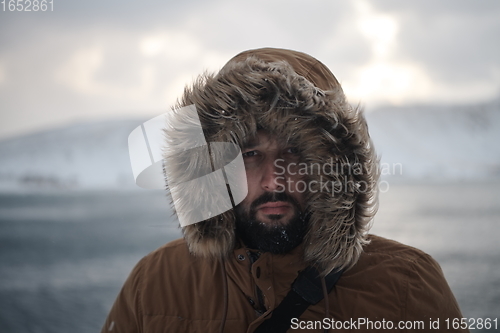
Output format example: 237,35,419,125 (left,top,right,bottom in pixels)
234,131,308,253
